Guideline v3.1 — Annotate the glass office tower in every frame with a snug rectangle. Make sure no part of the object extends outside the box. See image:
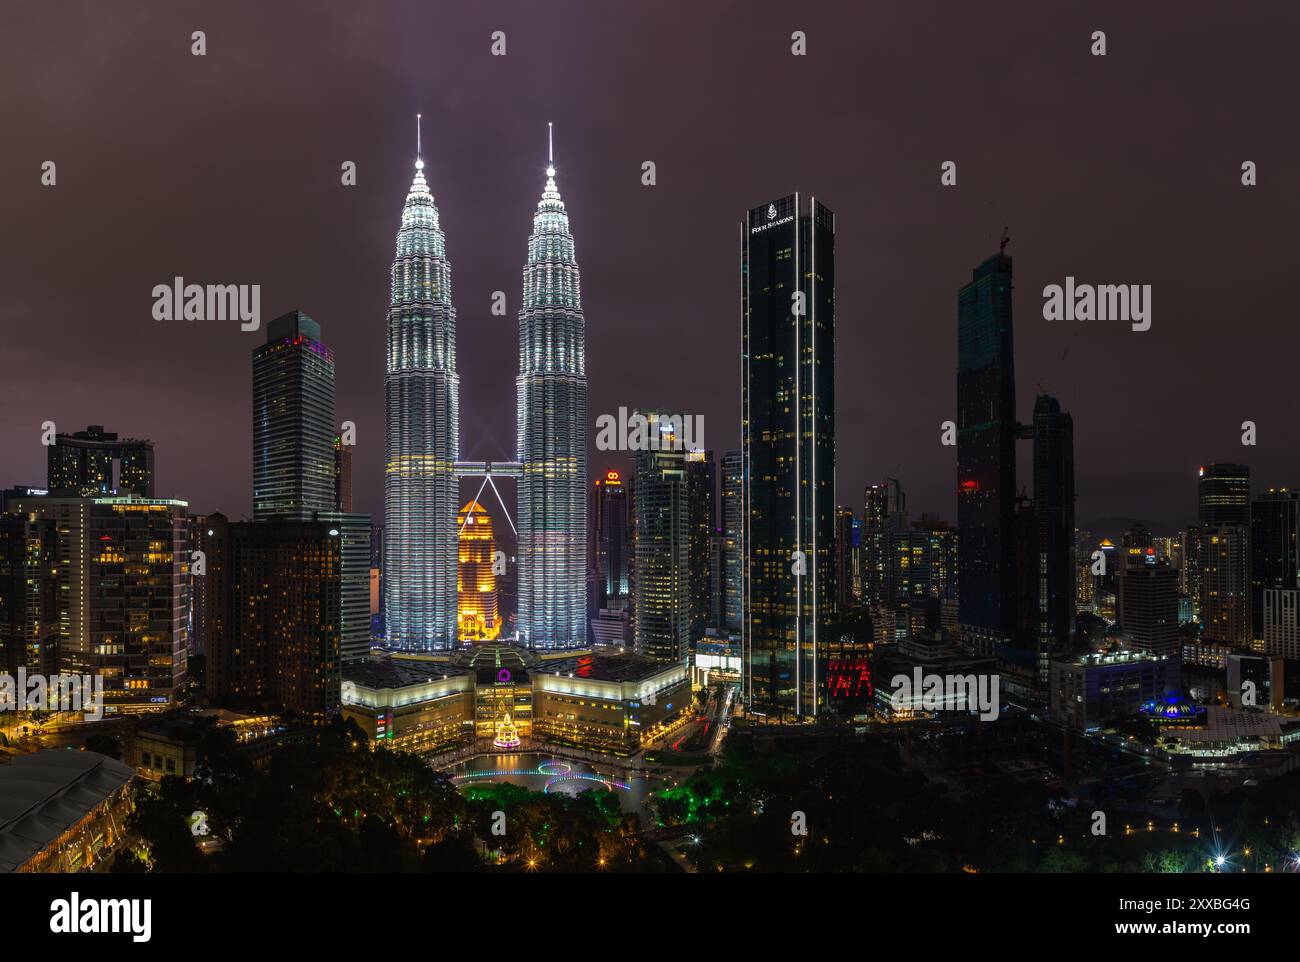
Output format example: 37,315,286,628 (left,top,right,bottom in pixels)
252,311,337,521
957,250,1017,655
742,194,836,719
633,412,690,663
